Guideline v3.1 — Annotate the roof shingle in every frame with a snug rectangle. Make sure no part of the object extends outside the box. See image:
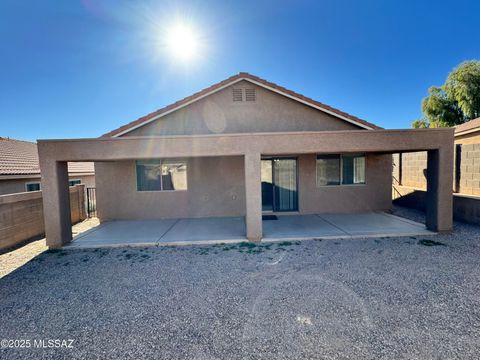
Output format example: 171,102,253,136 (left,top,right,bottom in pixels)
455,117,480,135
0,137,94,176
